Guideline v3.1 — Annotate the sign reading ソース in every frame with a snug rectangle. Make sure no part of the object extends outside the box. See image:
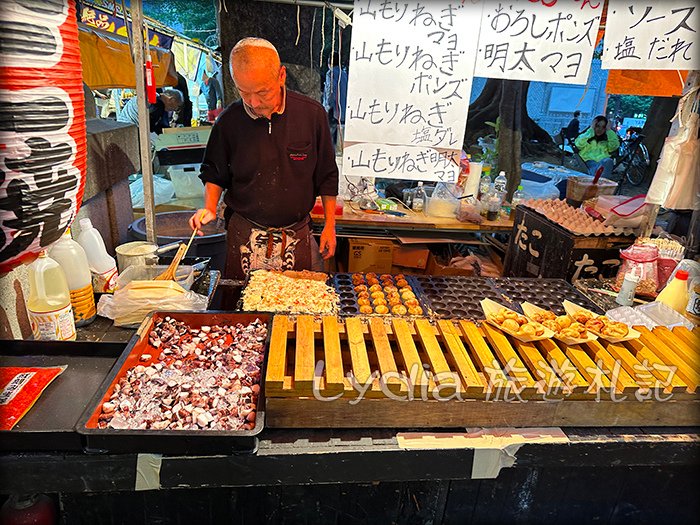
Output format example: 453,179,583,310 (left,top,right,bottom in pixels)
0,0,87,273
